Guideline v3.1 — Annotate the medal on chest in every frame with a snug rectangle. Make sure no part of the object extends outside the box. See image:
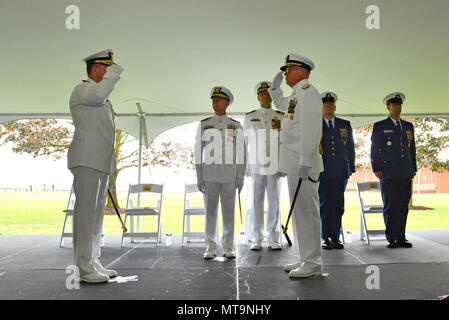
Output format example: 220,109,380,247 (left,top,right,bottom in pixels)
287,99,297,120
271,118,281,130
406,130,413,141
339,128,348,145
226,124,237,142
